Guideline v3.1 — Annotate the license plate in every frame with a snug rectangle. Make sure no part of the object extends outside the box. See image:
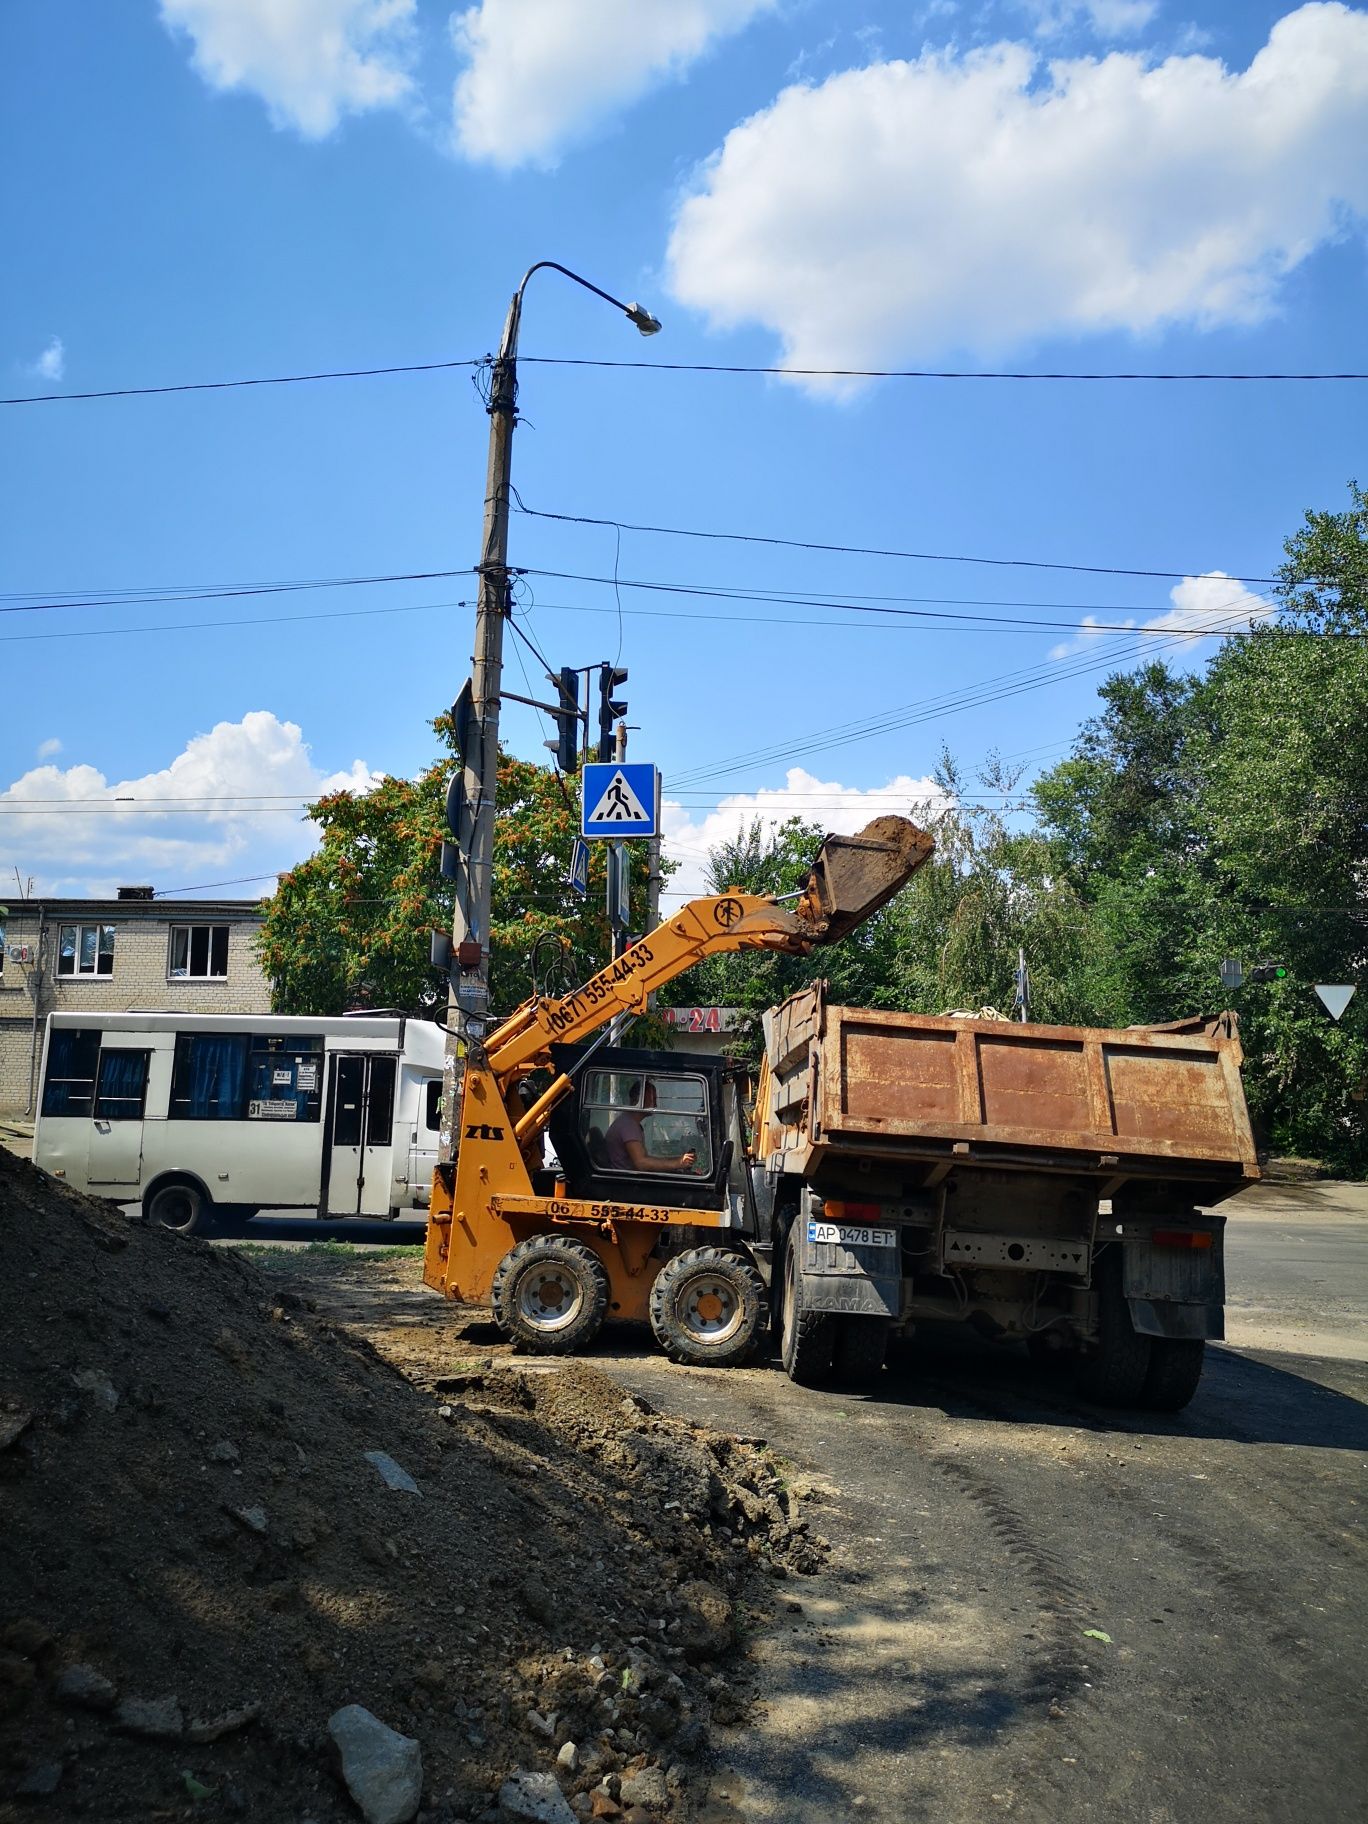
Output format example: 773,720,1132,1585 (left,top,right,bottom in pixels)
808,1220,896,1249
